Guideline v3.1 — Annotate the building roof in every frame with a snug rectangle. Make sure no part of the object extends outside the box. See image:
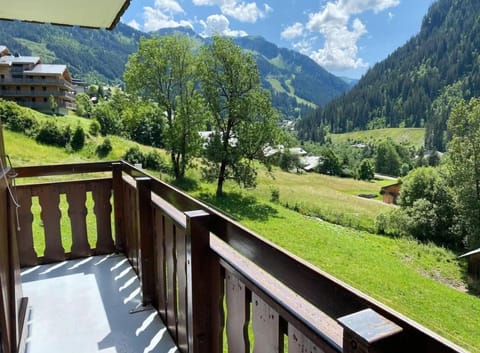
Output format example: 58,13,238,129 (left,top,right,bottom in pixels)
0,46,8,55
24,64,67,76
380,182,402,195
0,0,130,30
458,248,480,259
0,55,41,65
